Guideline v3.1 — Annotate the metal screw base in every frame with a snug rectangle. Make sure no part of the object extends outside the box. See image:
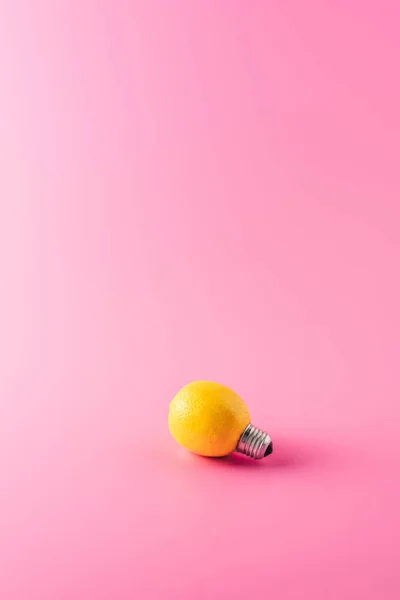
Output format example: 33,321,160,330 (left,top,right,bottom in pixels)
236,424,273,460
